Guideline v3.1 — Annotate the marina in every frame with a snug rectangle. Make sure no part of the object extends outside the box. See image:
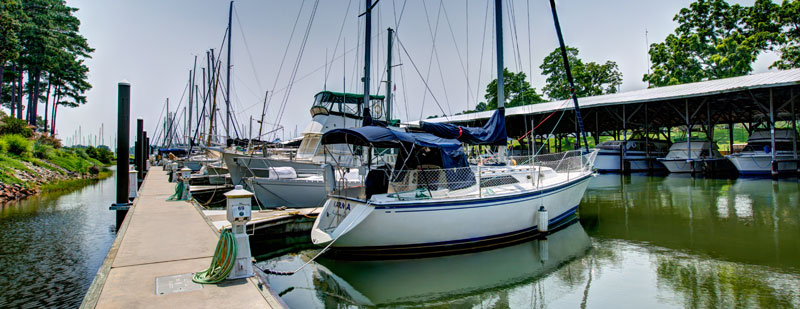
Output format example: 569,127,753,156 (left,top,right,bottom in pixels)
1,0,799,307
